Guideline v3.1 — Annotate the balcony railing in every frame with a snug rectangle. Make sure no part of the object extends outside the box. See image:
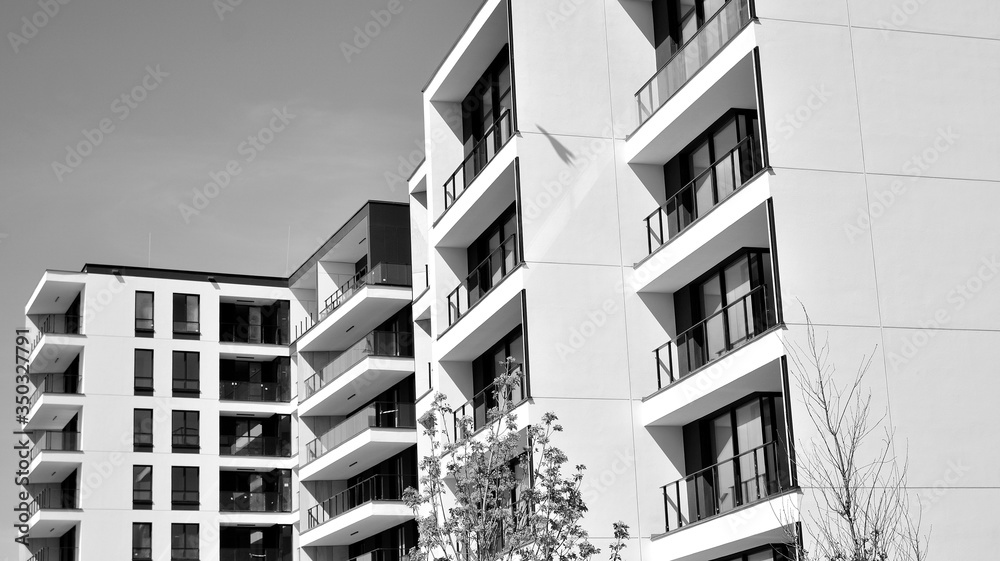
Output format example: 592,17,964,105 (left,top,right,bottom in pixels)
660,440,789,532
30,314,82,352
302,330,414,400
349,549,409,561
219,435,291,457
27,489,79,516
26,547,77,561
453,364,528,441
30,431,80,463
654,284,775,389
306,474,417,530
294,263,412,341
446,233,520,328
635,0,752,128
219,548,286,561
219,491,291,513
219,379,291,403
220,323,289,345
644,136,762,254
27,372,80,411
304,402,416,465
443,109,514,212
